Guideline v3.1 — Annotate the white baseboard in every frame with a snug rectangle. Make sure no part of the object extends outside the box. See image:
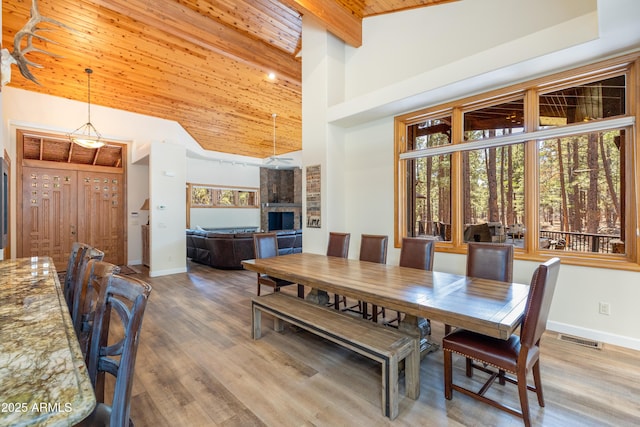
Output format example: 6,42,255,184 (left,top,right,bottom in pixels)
547,321,640,351
149,266,187,277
